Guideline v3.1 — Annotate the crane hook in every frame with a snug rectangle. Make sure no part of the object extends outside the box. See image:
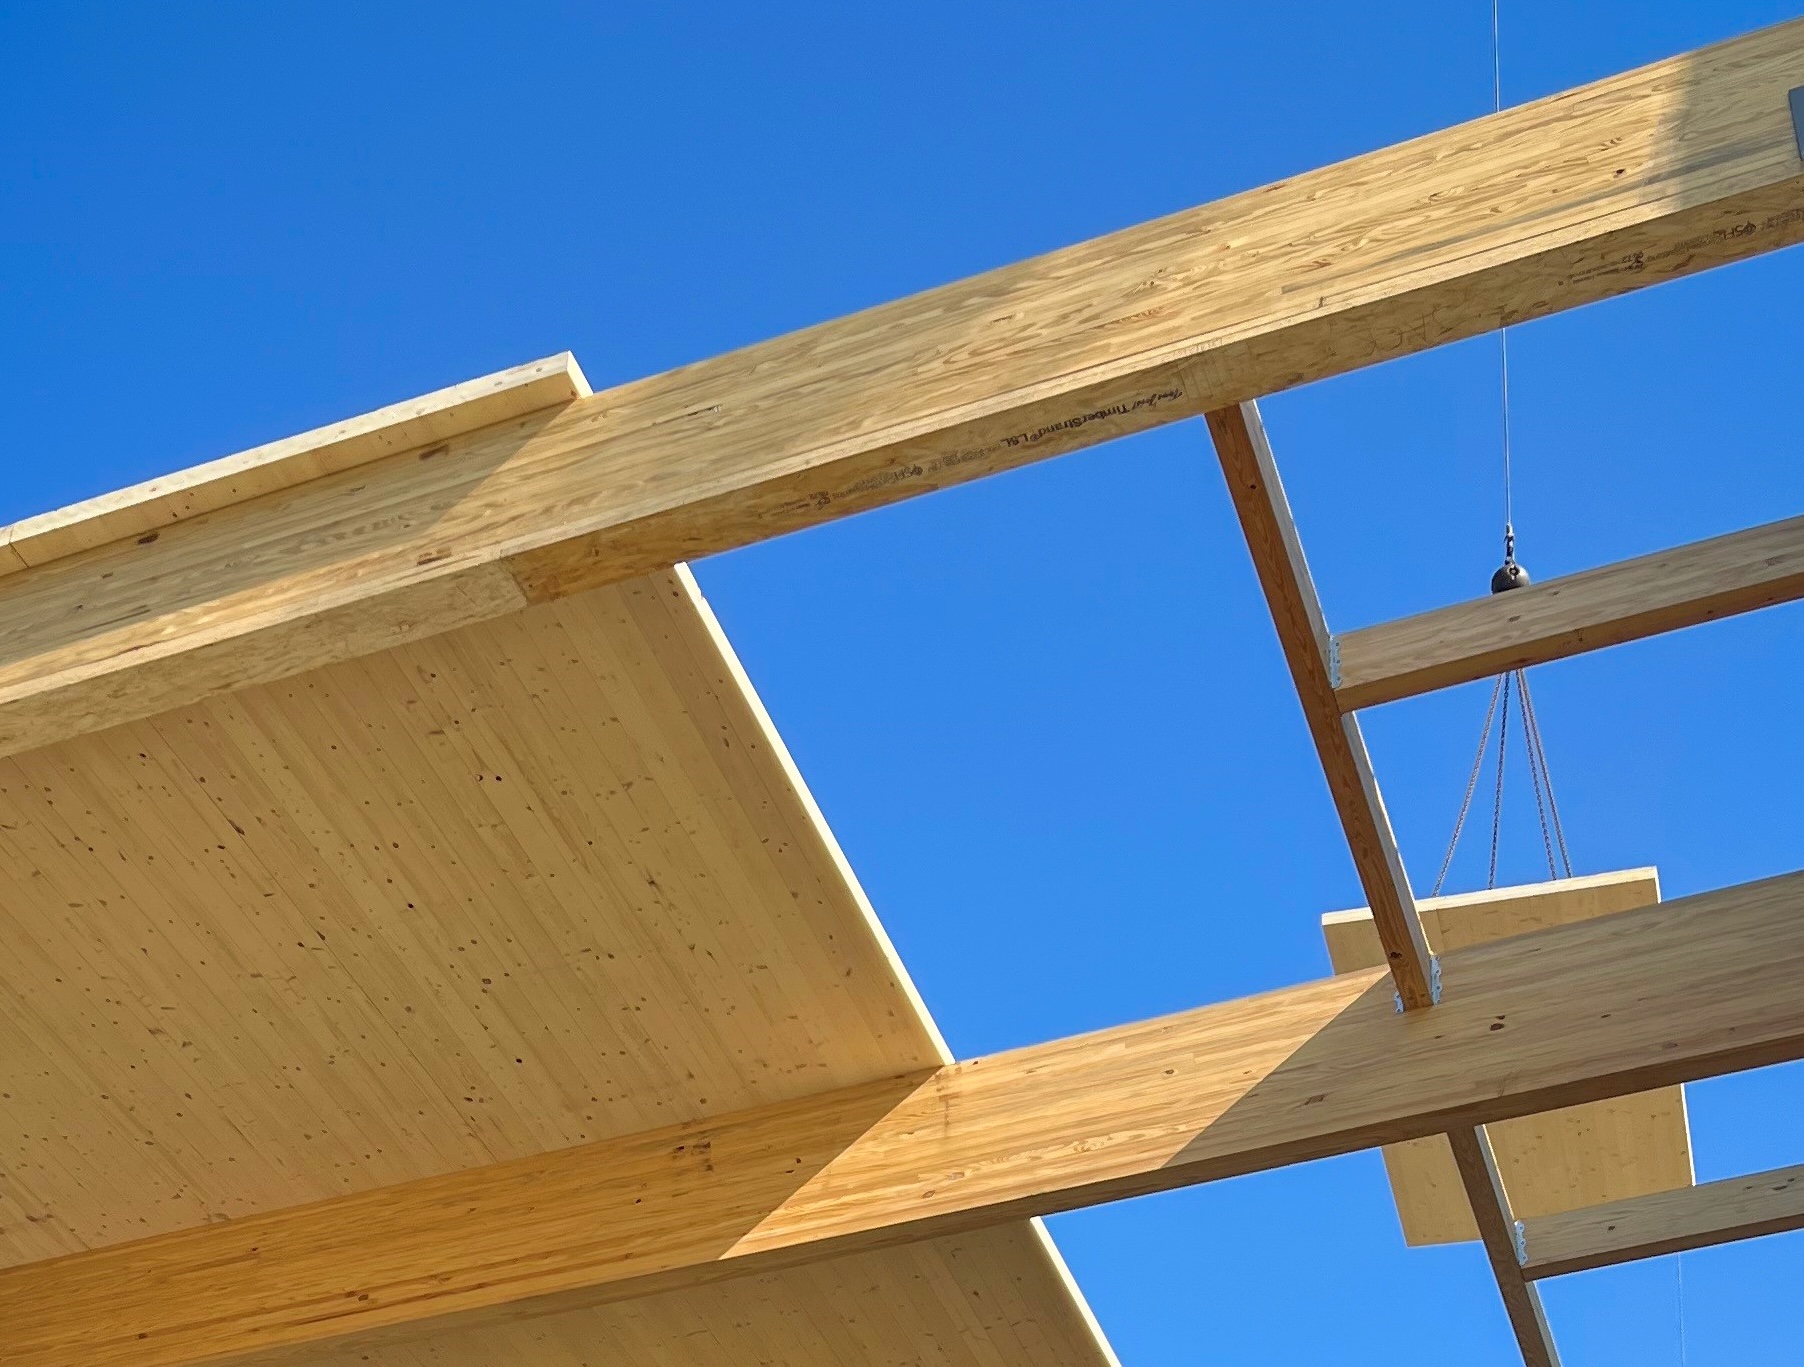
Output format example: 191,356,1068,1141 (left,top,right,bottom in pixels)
1490,523,1530,594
